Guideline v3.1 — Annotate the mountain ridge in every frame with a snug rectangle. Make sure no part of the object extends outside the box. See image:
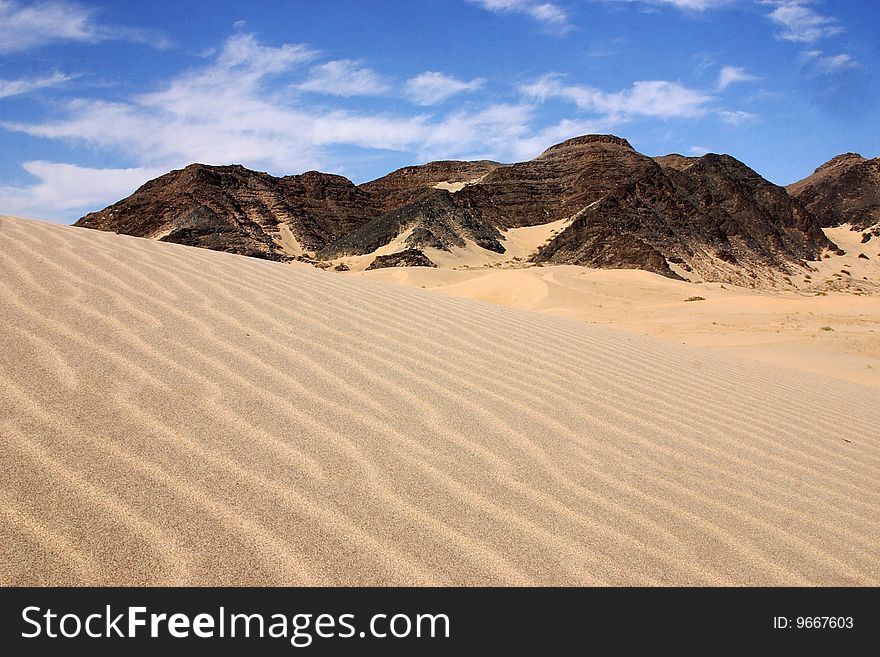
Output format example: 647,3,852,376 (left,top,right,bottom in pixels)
75,134,853,284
